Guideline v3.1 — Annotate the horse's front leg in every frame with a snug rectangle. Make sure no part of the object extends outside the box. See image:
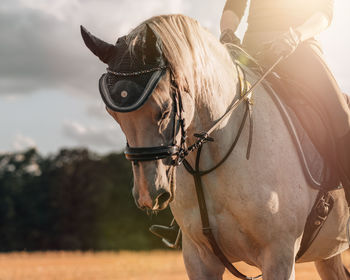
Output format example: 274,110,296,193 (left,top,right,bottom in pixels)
182,234,225,280
260,243,296,280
